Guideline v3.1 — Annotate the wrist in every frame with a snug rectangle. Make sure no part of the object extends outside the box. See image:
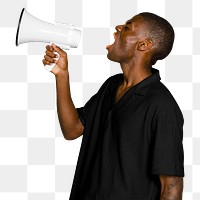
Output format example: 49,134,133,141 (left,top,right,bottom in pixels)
52,64,69,78
55,69,69,81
